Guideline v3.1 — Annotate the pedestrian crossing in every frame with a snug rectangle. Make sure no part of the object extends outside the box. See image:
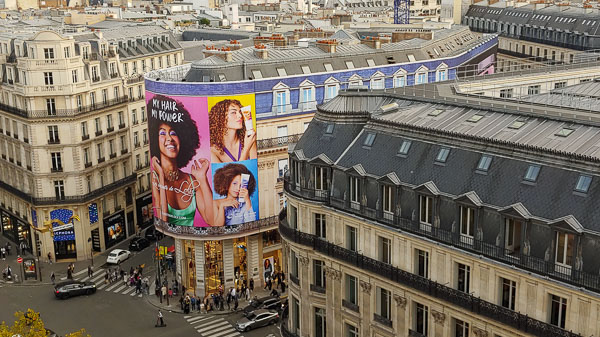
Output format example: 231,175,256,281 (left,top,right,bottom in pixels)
58,268,144,298
183,315,240,337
